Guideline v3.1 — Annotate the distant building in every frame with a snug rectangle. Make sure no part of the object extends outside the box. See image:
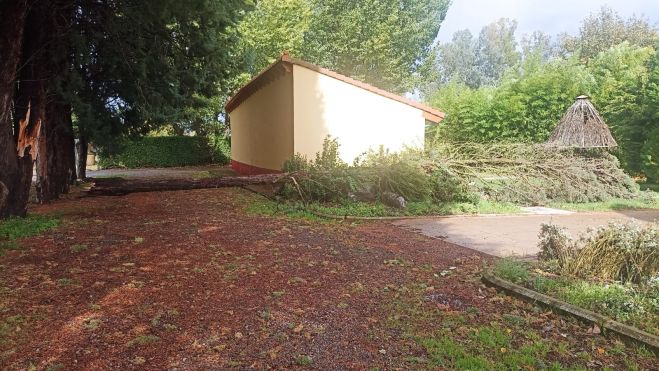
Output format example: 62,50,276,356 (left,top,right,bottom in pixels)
225,53,445,174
